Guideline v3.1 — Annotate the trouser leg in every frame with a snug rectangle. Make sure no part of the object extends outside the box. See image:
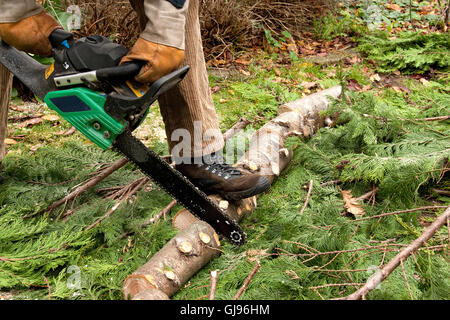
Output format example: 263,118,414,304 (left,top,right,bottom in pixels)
156,0,224,161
